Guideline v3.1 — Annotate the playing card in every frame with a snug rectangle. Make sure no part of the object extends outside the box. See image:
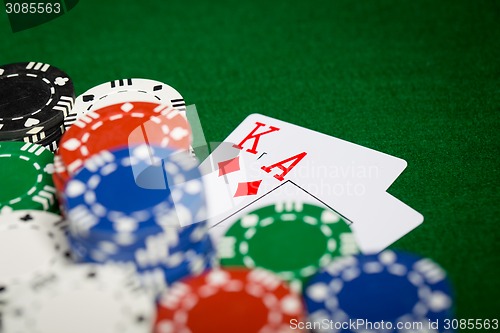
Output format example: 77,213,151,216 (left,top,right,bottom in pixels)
198,114,423,253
